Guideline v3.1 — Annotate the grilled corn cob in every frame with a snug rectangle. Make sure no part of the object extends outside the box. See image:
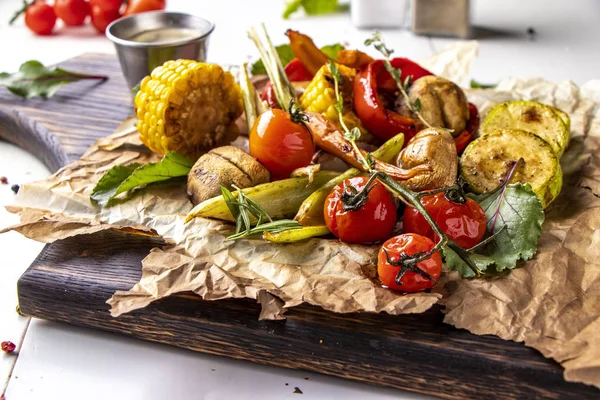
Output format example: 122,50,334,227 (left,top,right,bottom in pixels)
134,60,243,161
299,64,375,142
